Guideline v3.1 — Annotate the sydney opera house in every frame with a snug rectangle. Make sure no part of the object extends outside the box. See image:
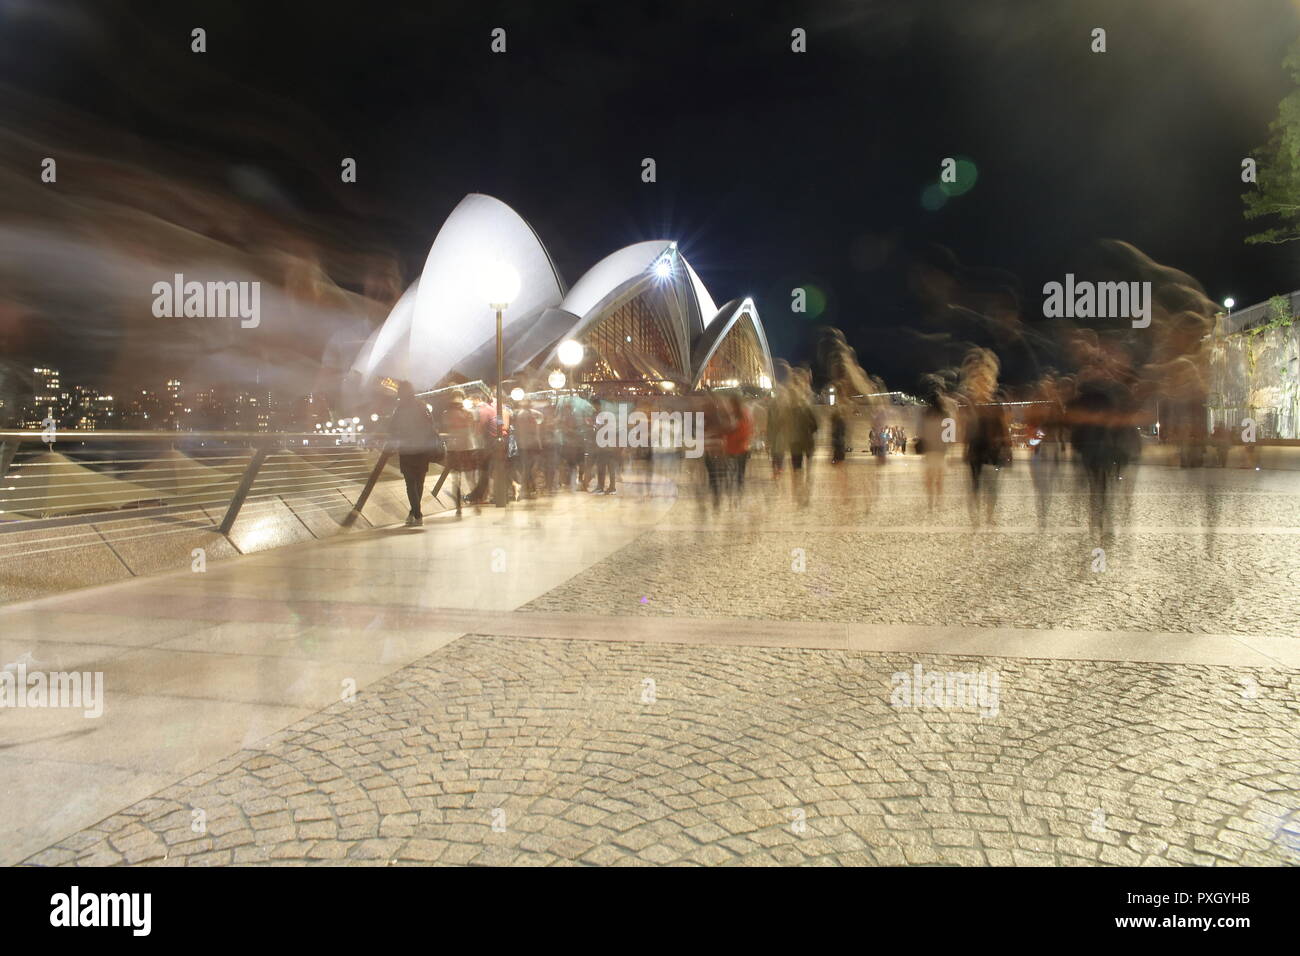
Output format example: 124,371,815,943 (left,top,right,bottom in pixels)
348,194,775,400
